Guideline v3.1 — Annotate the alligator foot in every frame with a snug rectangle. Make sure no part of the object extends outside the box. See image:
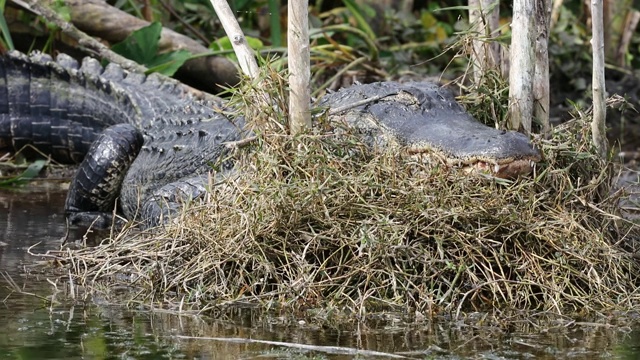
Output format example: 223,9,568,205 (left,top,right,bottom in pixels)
139,175,210,228
65,123,143,229
66,210,124,229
